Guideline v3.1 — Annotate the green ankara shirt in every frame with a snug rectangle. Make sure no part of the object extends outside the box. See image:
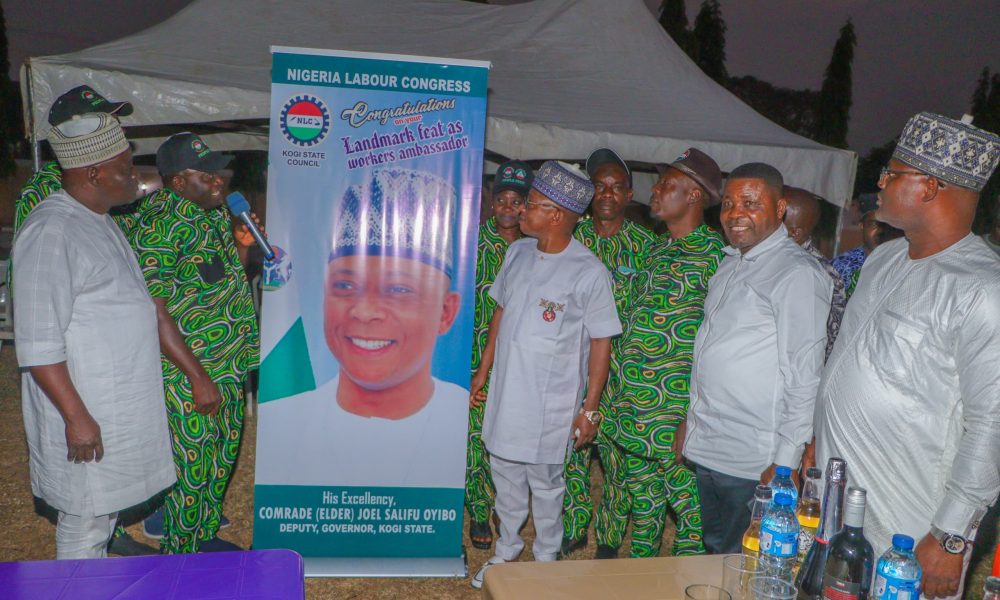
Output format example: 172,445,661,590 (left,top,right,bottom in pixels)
130,188,259,384
573,218,657,316
601,224,725,460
